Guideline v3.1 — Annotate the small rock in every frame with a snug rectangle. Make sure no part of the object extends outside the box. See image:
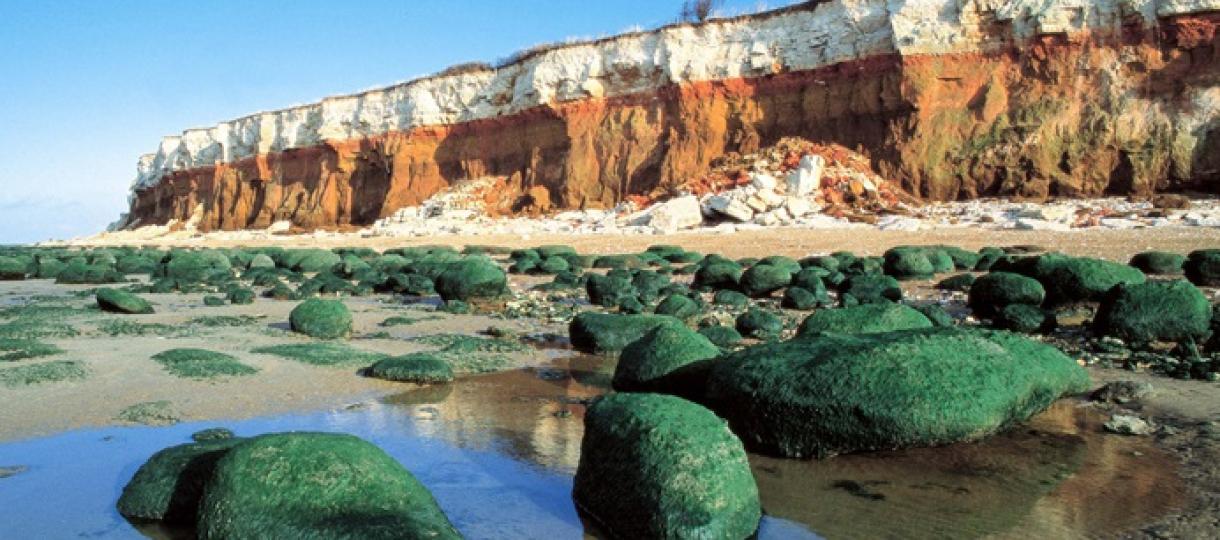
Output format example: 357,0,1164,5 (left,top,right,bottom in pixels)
1104,414,1154,436
784,197,813,217
750,173,777,191
648,195,704,233
1091,380,1155,404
